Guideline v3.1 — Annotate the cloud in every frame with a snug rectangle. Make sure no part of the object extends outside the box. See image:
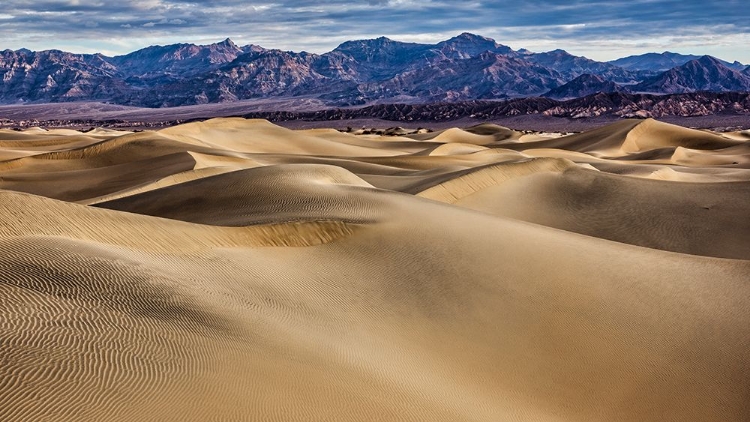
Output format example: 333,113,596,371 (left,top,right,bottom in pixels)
0,0,746,63
151,18,186,25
